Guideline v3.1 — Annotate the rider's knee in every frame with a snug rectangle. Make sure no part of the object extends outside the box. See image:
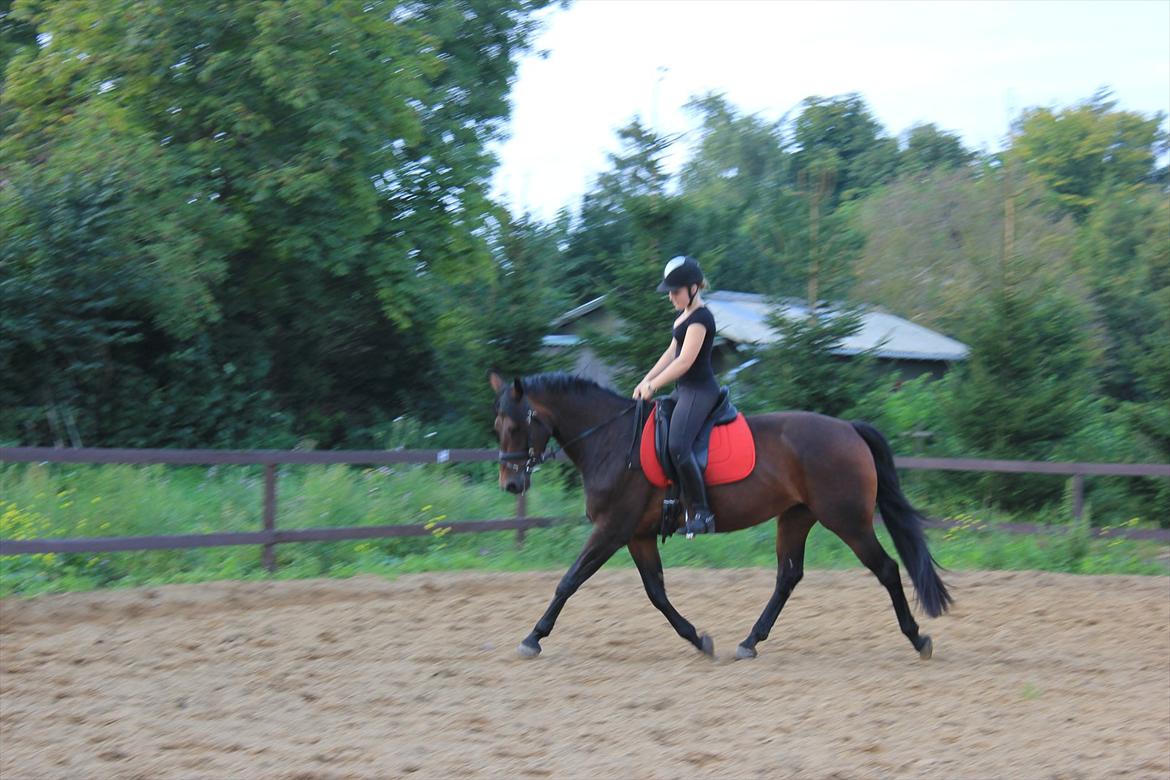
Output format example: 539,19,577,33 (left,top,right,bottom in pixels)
668,441,693,464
